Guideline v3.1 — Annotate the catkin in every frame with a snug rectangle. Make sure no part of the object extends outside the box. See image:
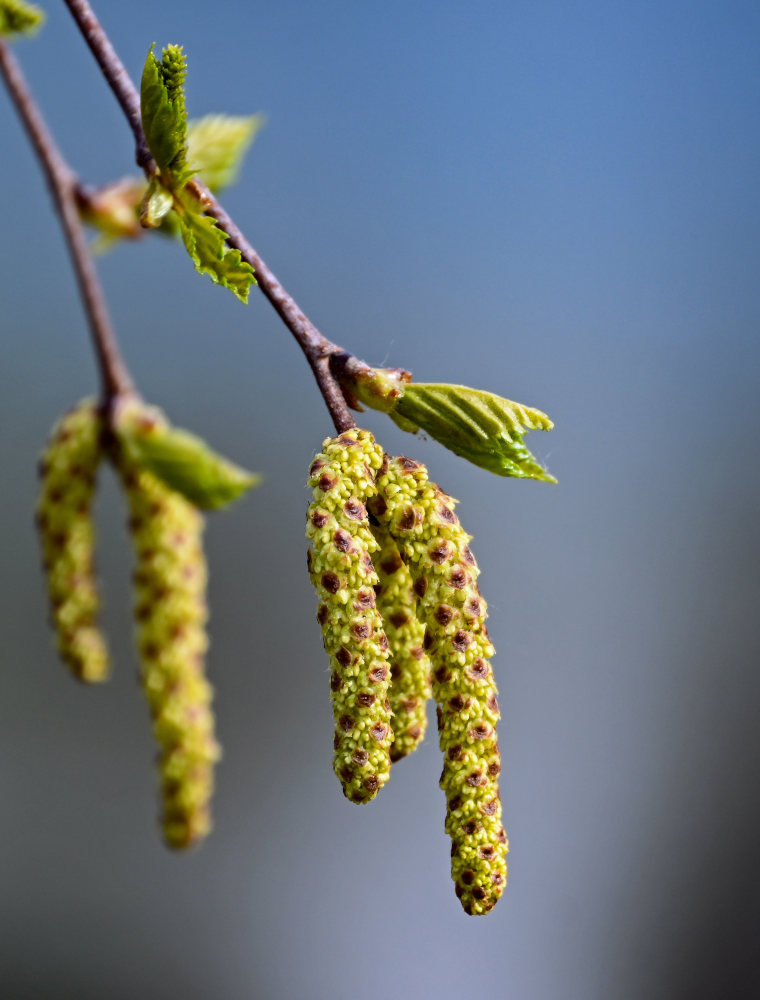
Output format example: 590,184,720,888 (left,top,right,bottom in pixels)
369,455,507,915
116,402,218,849
306,429,393,803
36,398,108,683
372,525,431,762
